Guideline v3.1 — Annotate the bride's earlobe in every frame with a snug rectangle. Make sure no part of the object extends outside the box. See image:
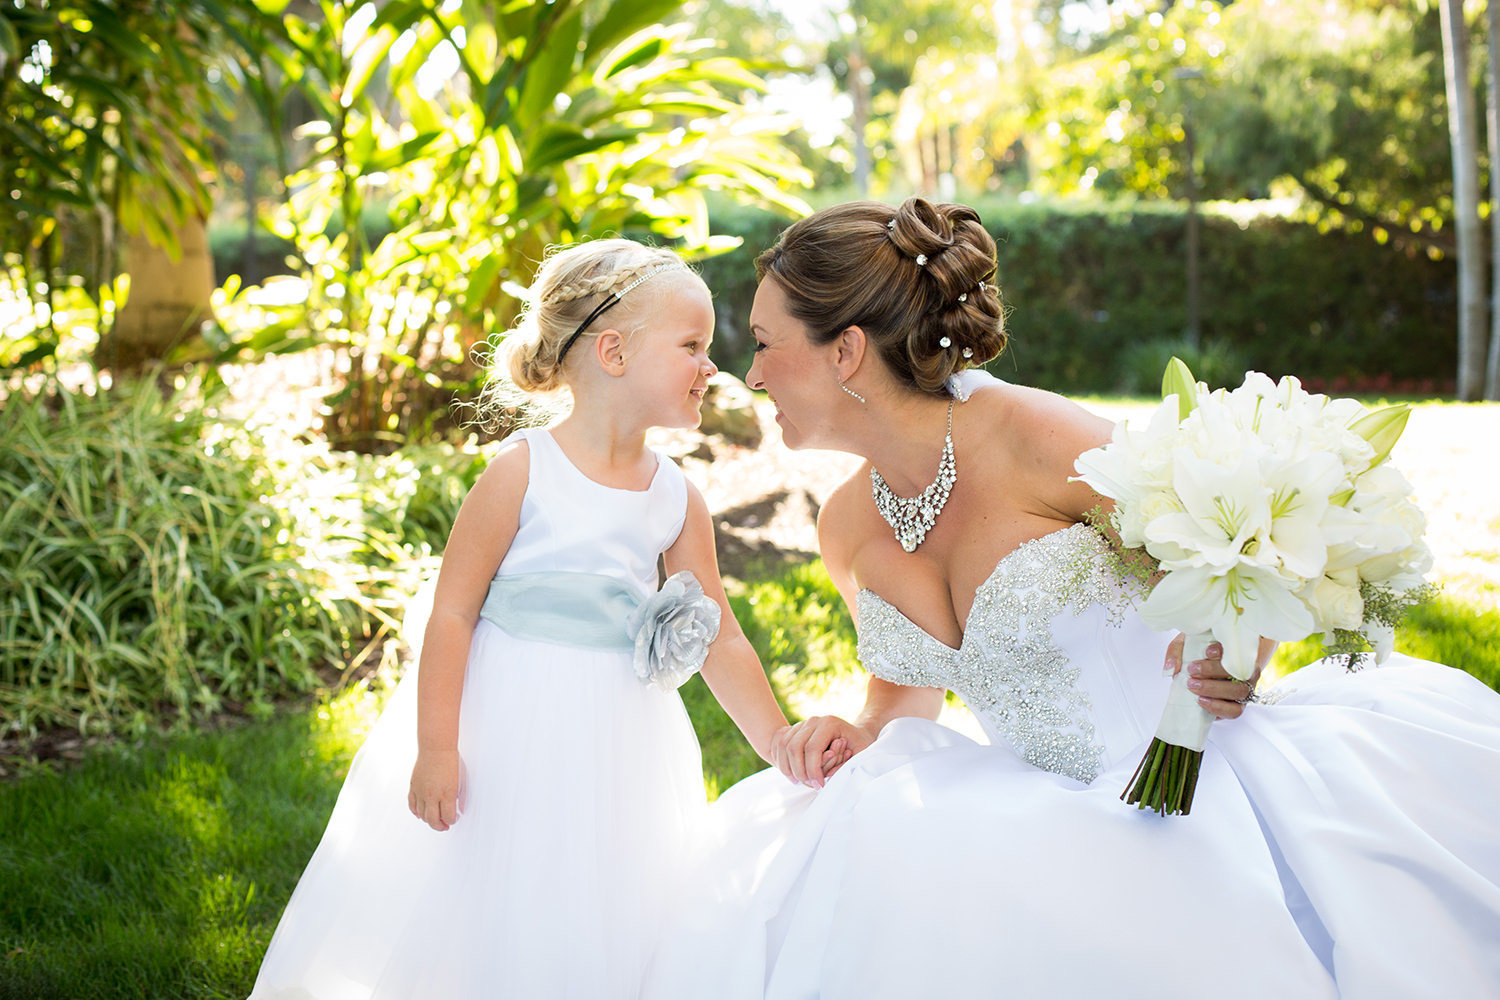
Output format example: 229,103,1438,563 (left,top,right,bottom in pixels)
835,326,867,381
